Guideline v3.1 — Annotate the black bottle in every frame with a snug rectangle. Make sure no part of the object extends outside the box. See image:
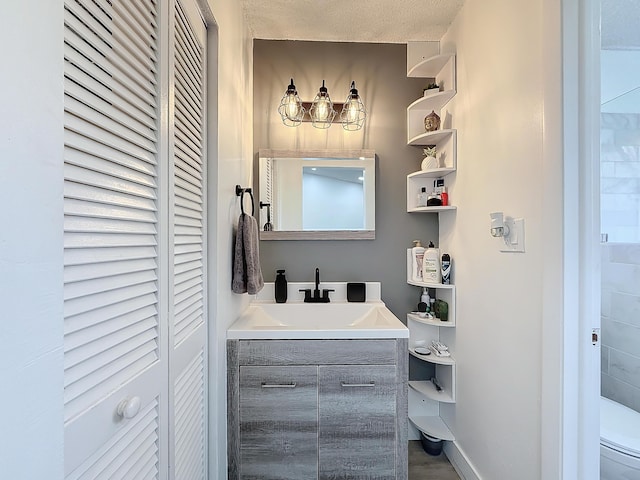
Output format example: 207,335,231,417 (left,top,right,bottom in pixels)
275,269,287,303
